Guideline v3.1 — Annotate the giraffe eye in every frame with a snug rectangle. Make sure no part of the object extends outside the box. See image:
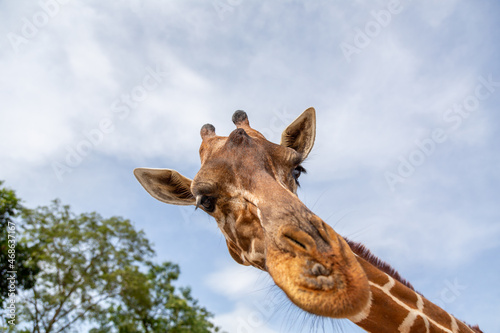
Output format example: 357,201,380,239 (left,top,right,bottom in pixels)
292,166,306,185
196,195,216,213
